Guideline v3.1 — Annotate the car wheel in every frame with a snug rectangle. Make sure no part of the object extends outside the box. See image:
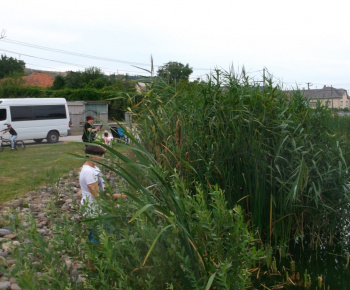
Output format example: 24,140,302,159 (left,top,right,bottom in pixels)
47,131,59,143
